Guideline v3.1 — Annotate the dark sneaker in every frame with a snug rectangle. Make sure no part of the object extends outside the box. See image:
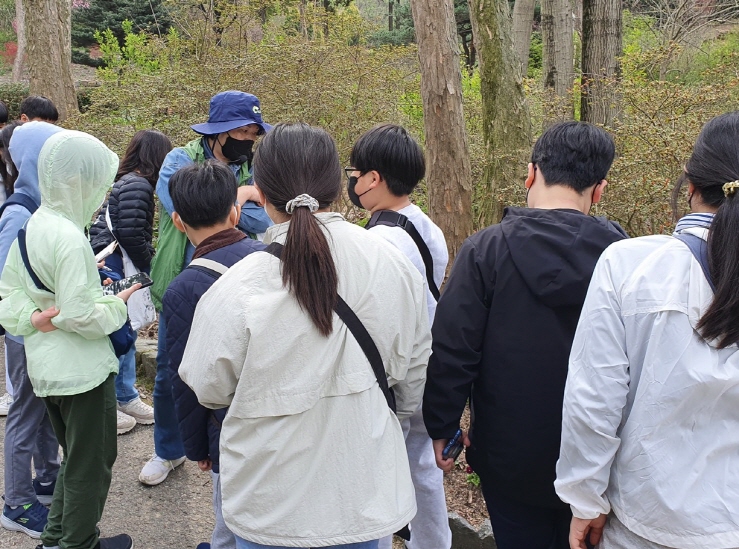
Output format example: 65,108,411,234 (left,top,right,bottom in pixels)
1,501,49,538
96,533,134,549
33,478,56,506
